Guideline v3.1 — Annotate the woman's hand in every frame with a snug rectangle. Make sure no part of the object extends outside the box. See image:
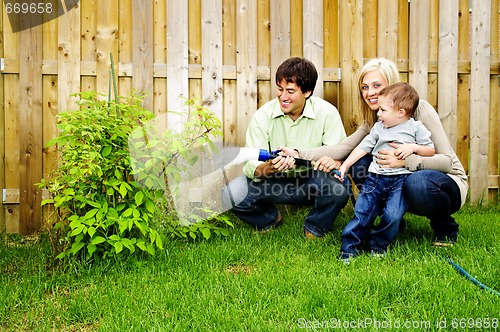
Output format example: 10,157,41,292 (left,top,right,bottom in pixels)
376,147,405,168
393,143,417,160
276,146,299,158
312,156,342,172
